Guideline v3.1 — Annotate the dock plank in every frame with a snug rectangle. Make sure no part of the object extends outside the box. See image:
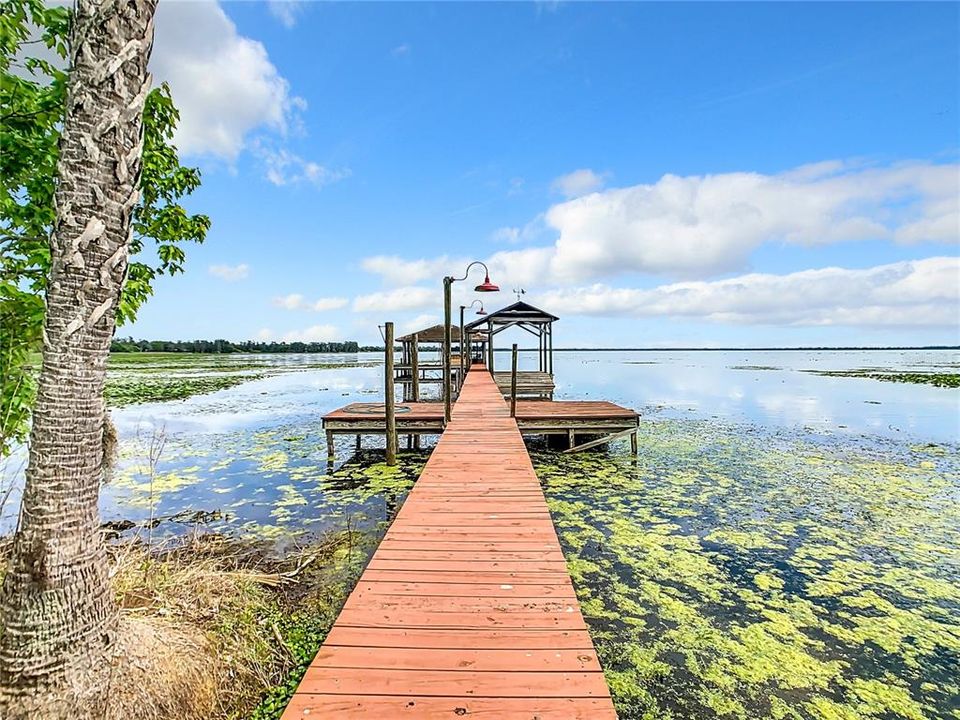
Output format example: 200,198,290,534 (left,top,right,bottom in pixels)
281,367,616,719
